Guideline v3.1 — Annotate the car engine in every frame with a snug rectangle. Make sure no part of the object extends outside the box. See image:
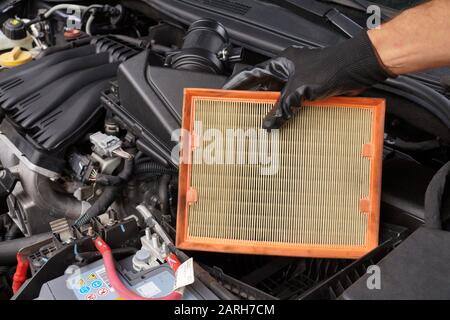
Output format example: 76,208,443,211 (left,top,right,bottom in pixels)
0,0,449,301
